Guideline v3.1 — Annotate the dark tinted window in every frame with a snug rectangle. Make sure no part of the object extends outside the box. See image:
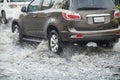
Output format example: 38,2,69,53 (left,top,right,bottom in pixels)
114,0,120,5
62,0,70,9
0,0,3,2
71,0,116,10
